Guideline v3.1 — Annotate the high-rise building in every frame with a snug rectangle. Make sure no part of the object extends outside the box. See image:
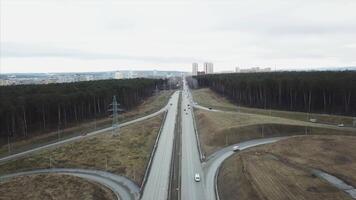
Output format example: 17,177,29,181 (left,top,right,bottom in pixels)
192,63,198,76
204,62,214,74
114,71,124,79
